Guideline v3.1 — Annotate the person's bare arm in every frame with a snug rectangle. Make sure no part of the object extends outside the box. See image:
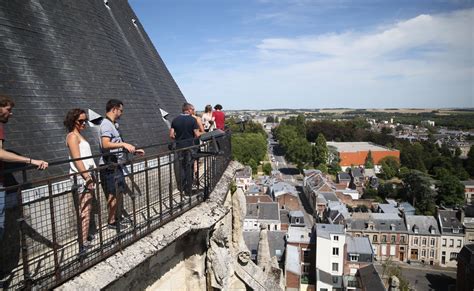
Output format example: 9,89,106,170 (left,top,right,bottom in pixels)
169,128,176,140
67,134,94,189
101,136,137,154
0,149,48,169
194,128,202,138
